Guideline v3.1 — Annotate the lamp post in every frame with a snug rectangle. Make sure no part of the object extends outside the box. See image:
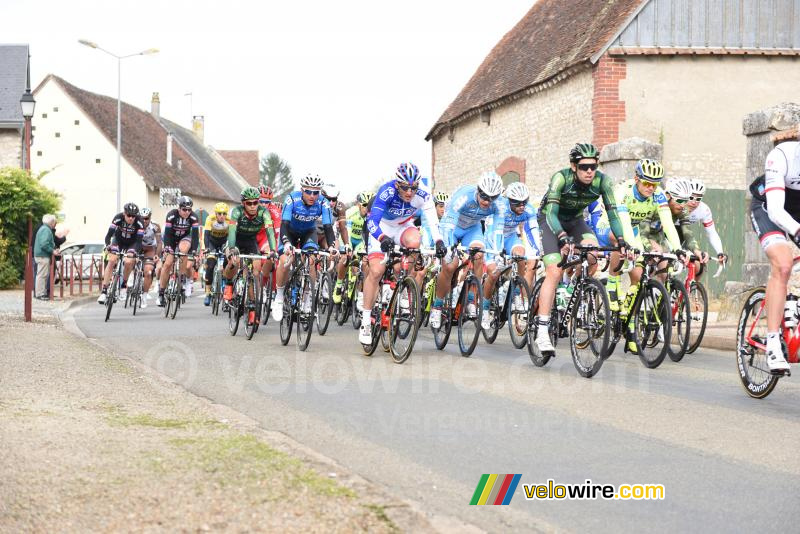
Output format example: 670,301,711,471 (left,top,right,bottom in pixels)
78,39,158,212
21,89,36,322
